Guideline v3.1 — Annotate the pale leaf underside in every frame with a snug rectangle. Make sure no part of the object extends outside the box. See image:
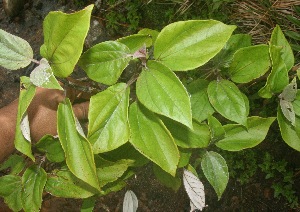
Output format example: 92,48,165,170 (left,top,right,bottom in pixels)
183,169,205,211
123,190,138,212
